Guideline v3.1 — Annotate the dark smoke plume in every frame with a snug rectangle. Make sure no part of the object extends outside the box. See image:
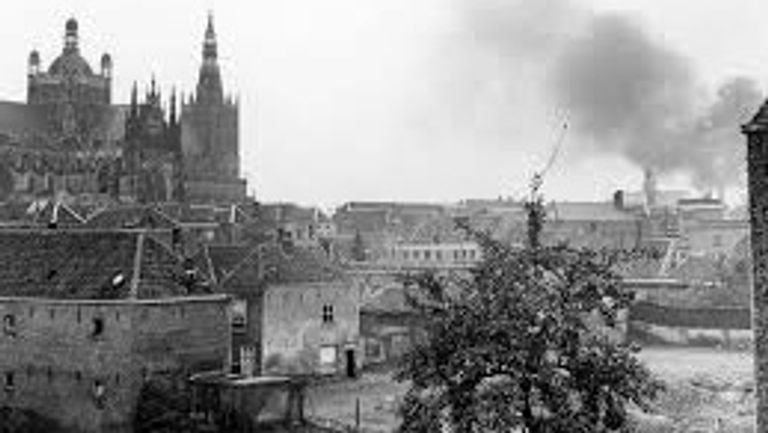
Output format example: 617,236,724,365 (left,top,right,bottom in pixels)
456,0,763,192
